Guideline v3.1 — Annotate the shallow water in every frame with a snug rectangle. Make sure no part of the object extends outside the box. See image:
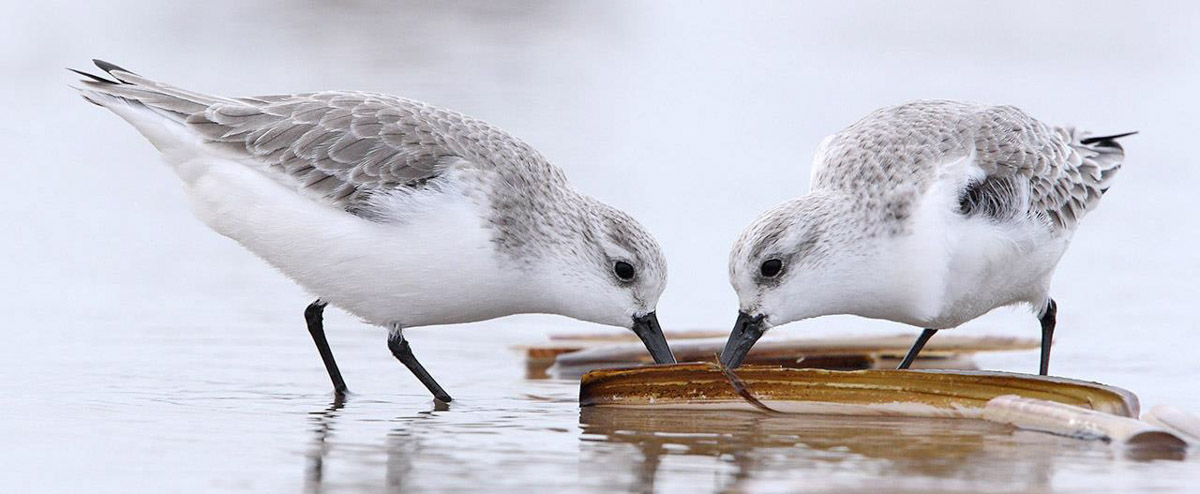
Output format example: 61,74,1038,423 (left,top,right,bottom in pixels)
8,319,1196,493
3,1,1200,492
